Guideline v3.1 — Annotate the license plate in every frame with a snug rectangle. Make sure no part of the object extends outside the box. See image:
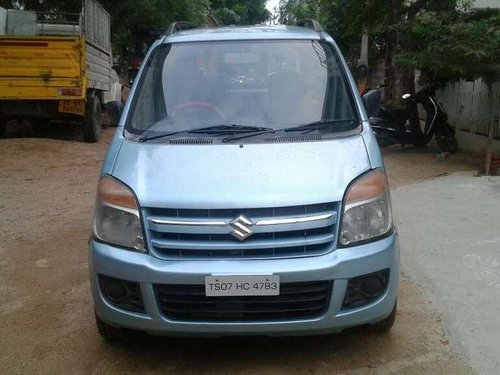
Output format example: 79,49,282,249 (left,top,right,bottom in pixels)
58,100,85,116
205,275,280,297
